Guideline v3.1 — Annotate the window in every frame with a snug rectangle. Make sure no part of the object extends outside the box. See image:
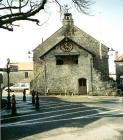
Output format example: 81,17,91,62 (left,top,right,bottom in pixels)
21,84,25,87
56,55,78,65
56,59,64,65
65,16,70,20
25,72,28,78
75,59,78,64
120,78,123,84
